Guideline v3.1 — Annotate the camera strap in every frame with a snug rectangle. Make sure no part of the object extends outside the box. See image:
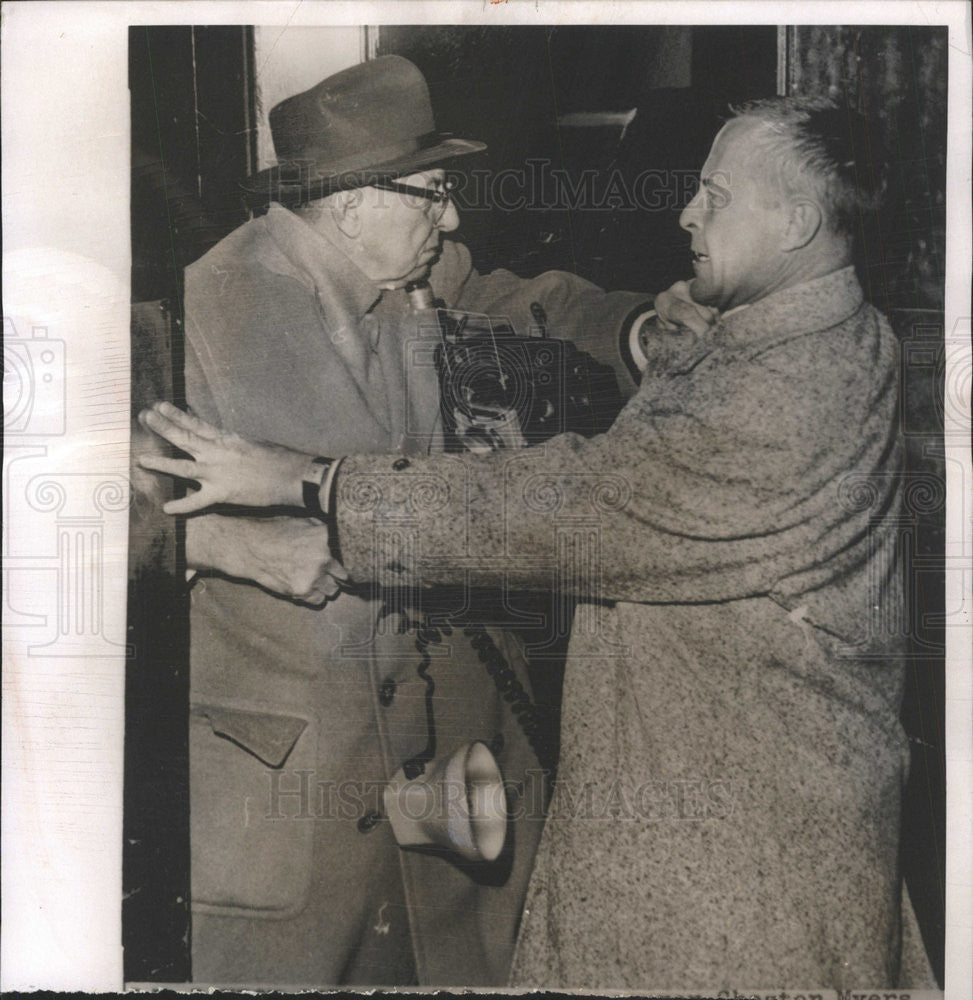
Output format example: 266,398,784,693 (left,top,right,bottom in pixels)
394,612,557,778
